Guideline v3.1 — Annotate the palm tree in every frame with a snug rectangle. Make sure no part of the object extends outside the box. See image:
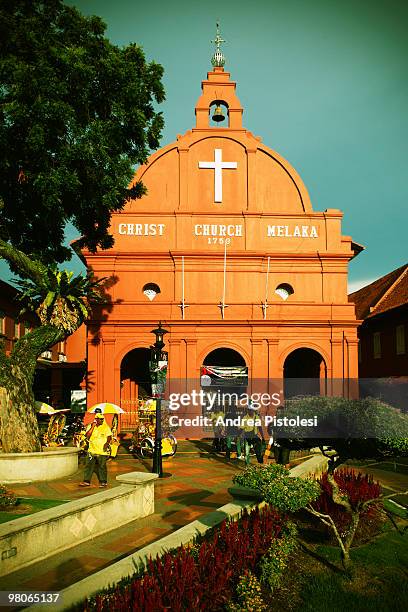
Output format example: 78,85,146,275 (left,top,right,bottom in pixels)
0,242,105,452
15,265,104,333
